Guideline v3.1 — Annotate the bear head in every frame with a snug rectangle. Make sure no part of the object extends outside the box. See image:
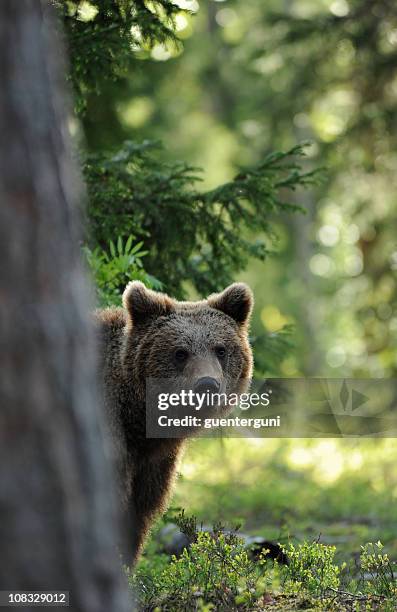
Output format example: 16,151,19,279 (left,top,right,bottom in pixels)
122,281,254,406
